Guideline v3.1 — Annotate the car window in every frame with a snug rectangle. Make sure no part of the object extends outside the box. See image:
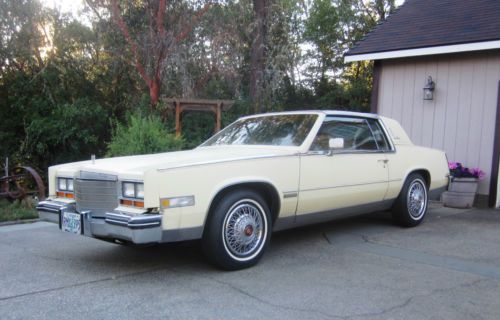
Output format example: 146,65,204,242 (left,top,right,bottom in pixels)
367,119,390,151
201,114,318,147
310,117,382,152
